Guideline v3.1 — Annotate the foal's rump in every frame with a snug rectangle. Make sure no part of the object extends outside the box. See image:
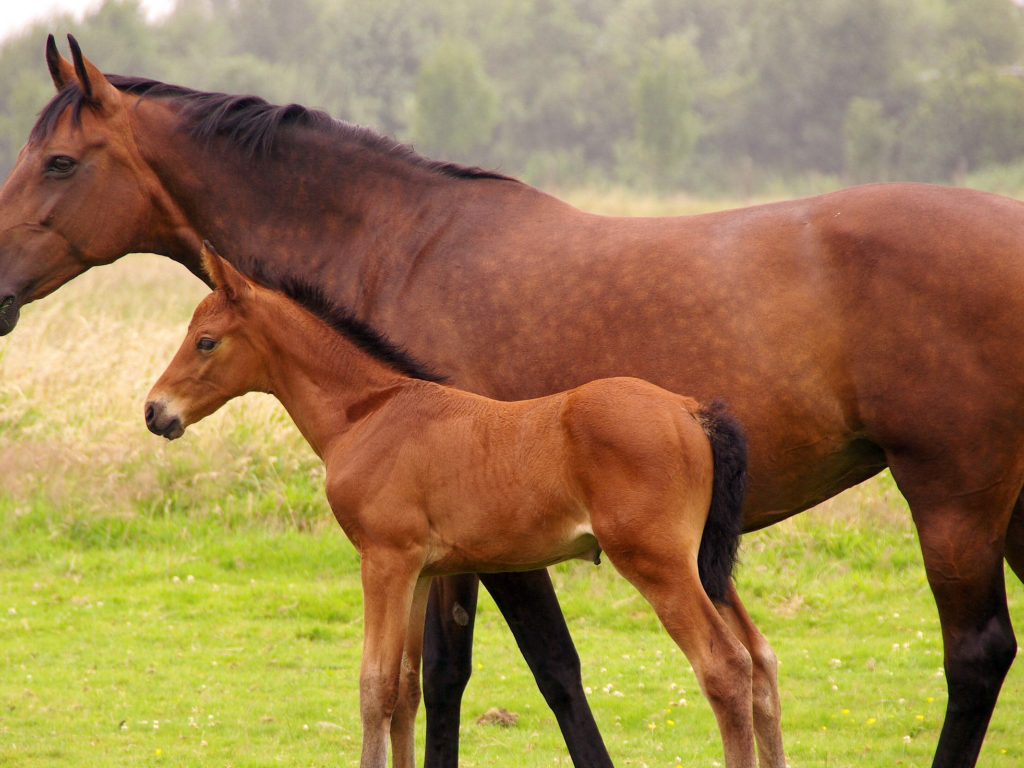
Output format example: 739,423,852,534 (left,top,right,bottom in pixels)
561,378,747,601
